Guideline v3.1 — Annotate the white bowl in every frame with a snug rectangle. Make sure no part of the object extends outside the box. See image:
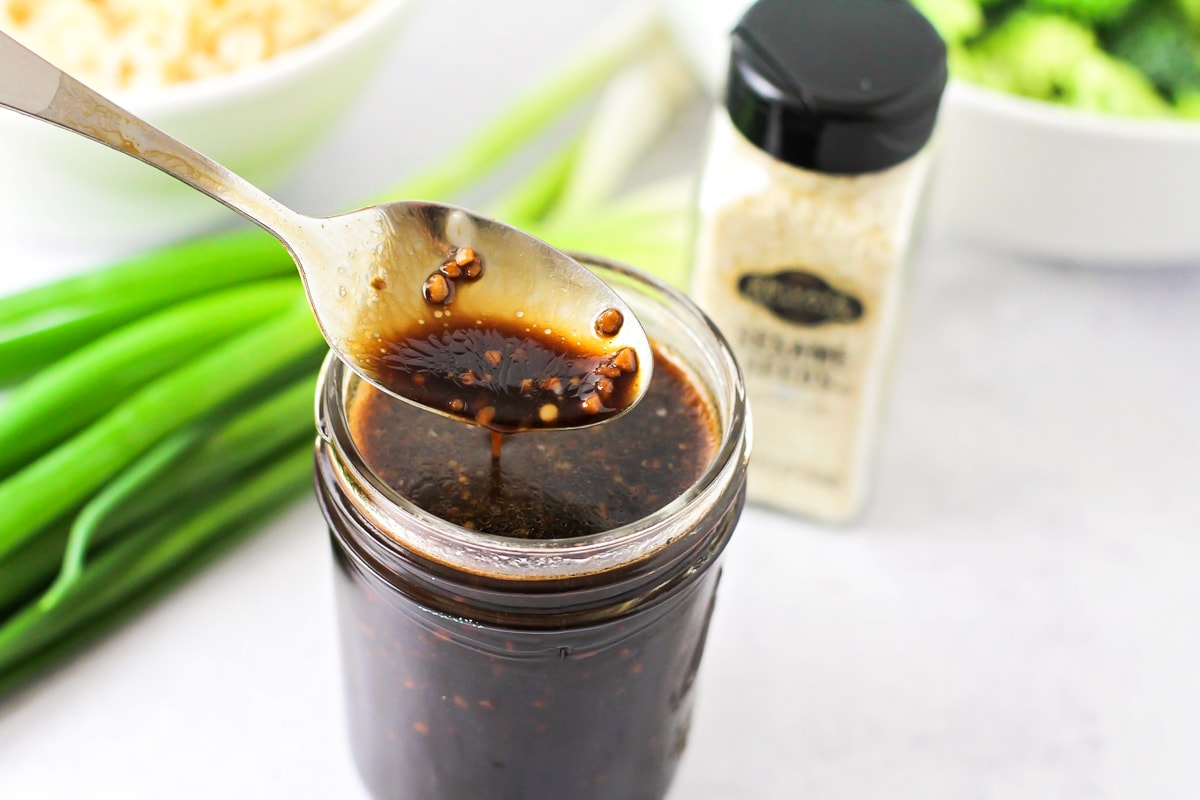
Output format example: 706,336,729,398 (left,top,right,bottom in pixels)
926,79,1200,266
0,0,410,253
